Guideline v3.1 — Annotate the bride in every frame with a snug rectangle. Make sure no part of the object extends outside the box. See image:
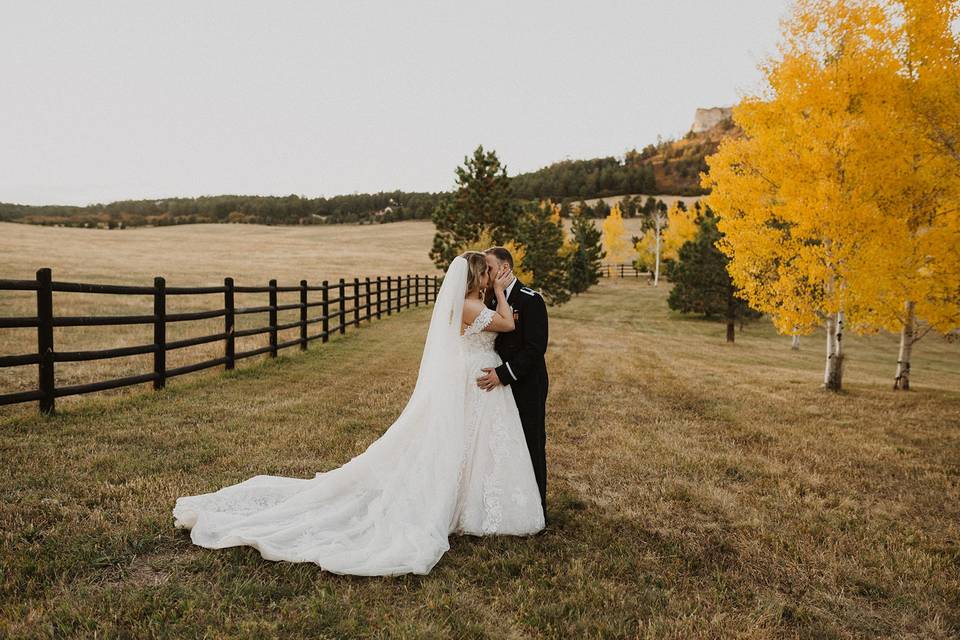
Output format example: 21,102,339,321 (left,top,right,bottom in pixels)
173,252,545,576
